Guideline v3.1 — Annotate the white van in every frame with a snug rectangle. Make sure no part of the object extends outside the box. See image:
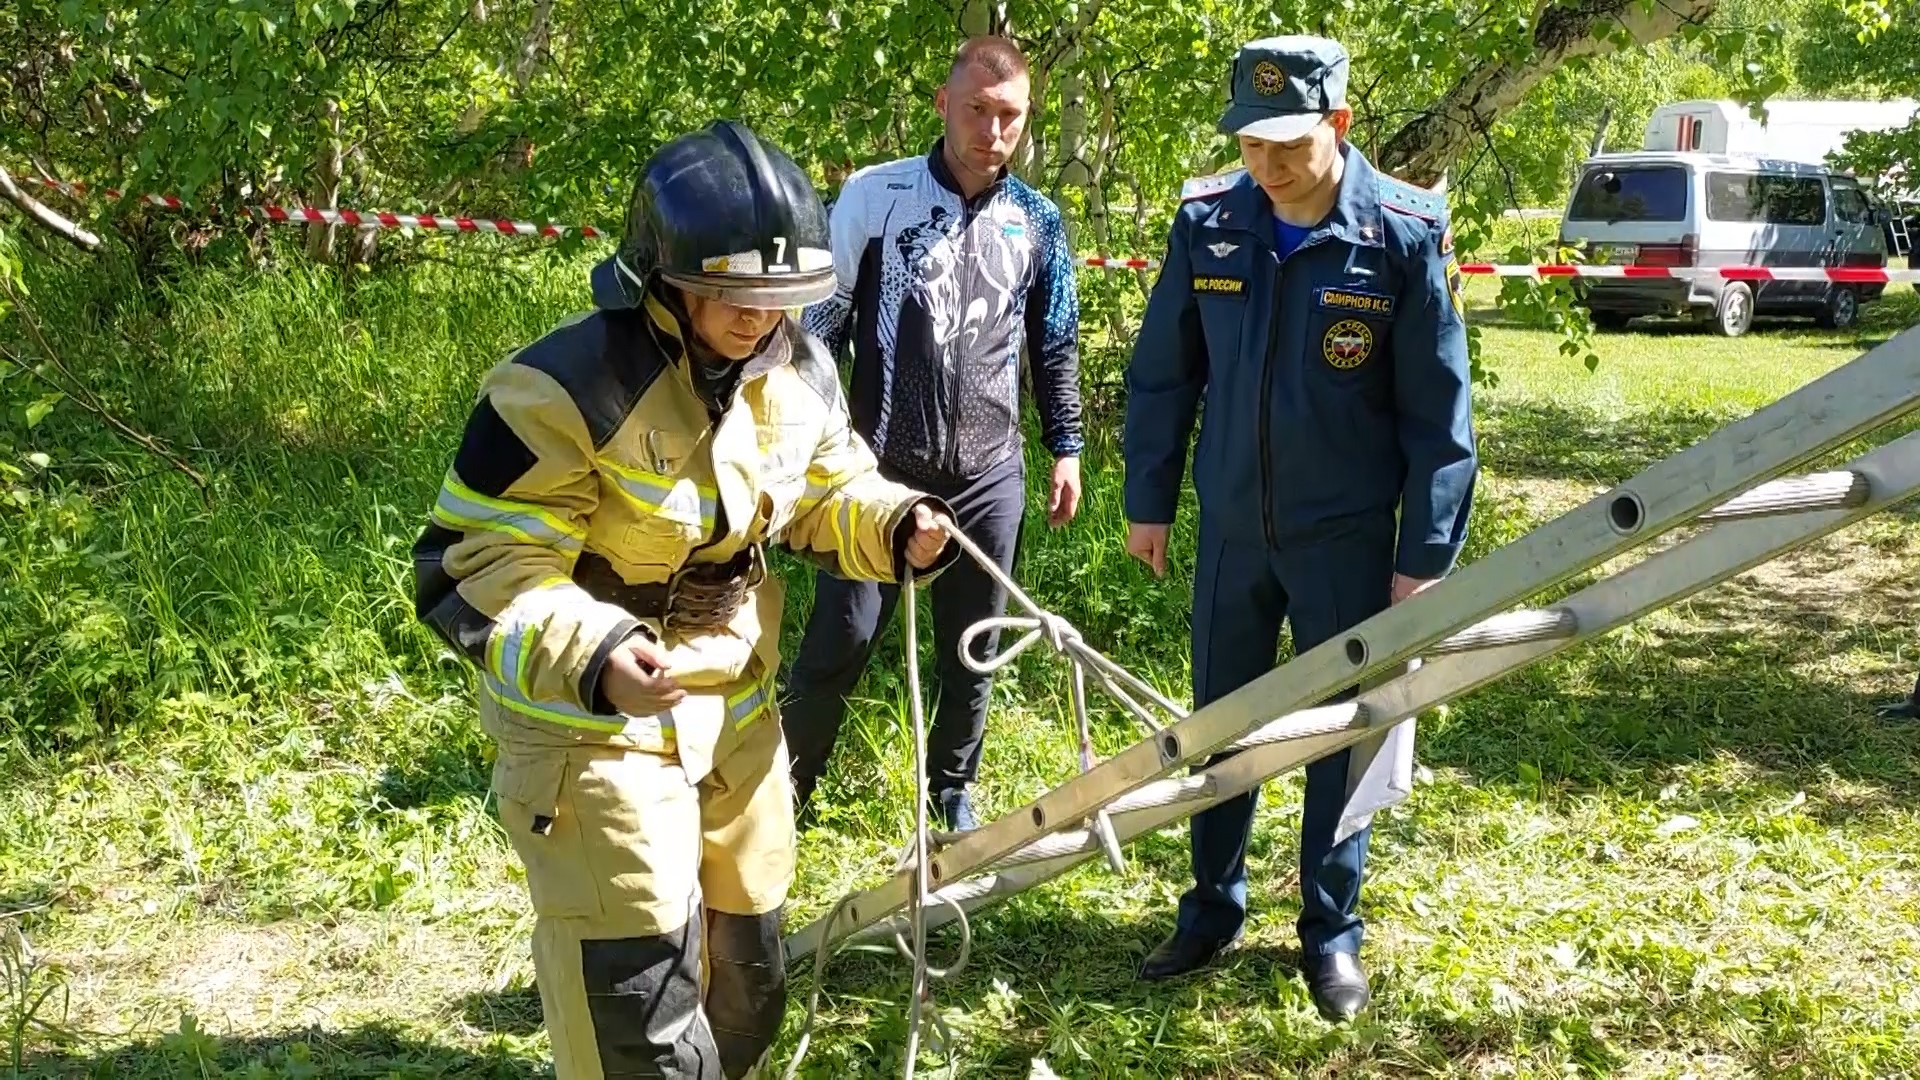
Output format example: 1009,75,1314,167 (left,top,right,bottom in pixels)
1558,151,1892,336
